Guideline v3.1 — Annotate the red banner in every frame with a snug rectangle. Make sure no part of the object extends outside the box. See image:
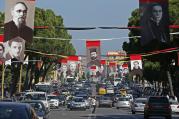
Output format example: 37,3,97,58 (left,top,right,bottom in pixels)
130,54,142,60
122,63,128,68
86,40,100,48
67,56,79,61
139,0,167,3
109,62,116,67
60,58,68,63
0,34,4,42
100,60,106,65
